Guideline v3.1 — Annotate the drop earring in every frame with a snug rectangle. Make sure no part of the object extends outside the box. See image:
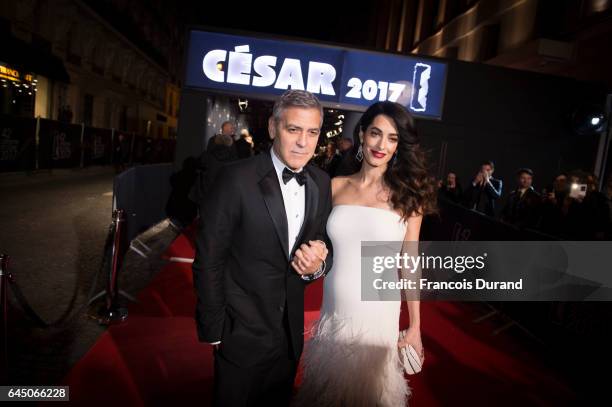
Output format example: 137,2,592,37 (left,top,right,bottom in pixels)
356,145,363,161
